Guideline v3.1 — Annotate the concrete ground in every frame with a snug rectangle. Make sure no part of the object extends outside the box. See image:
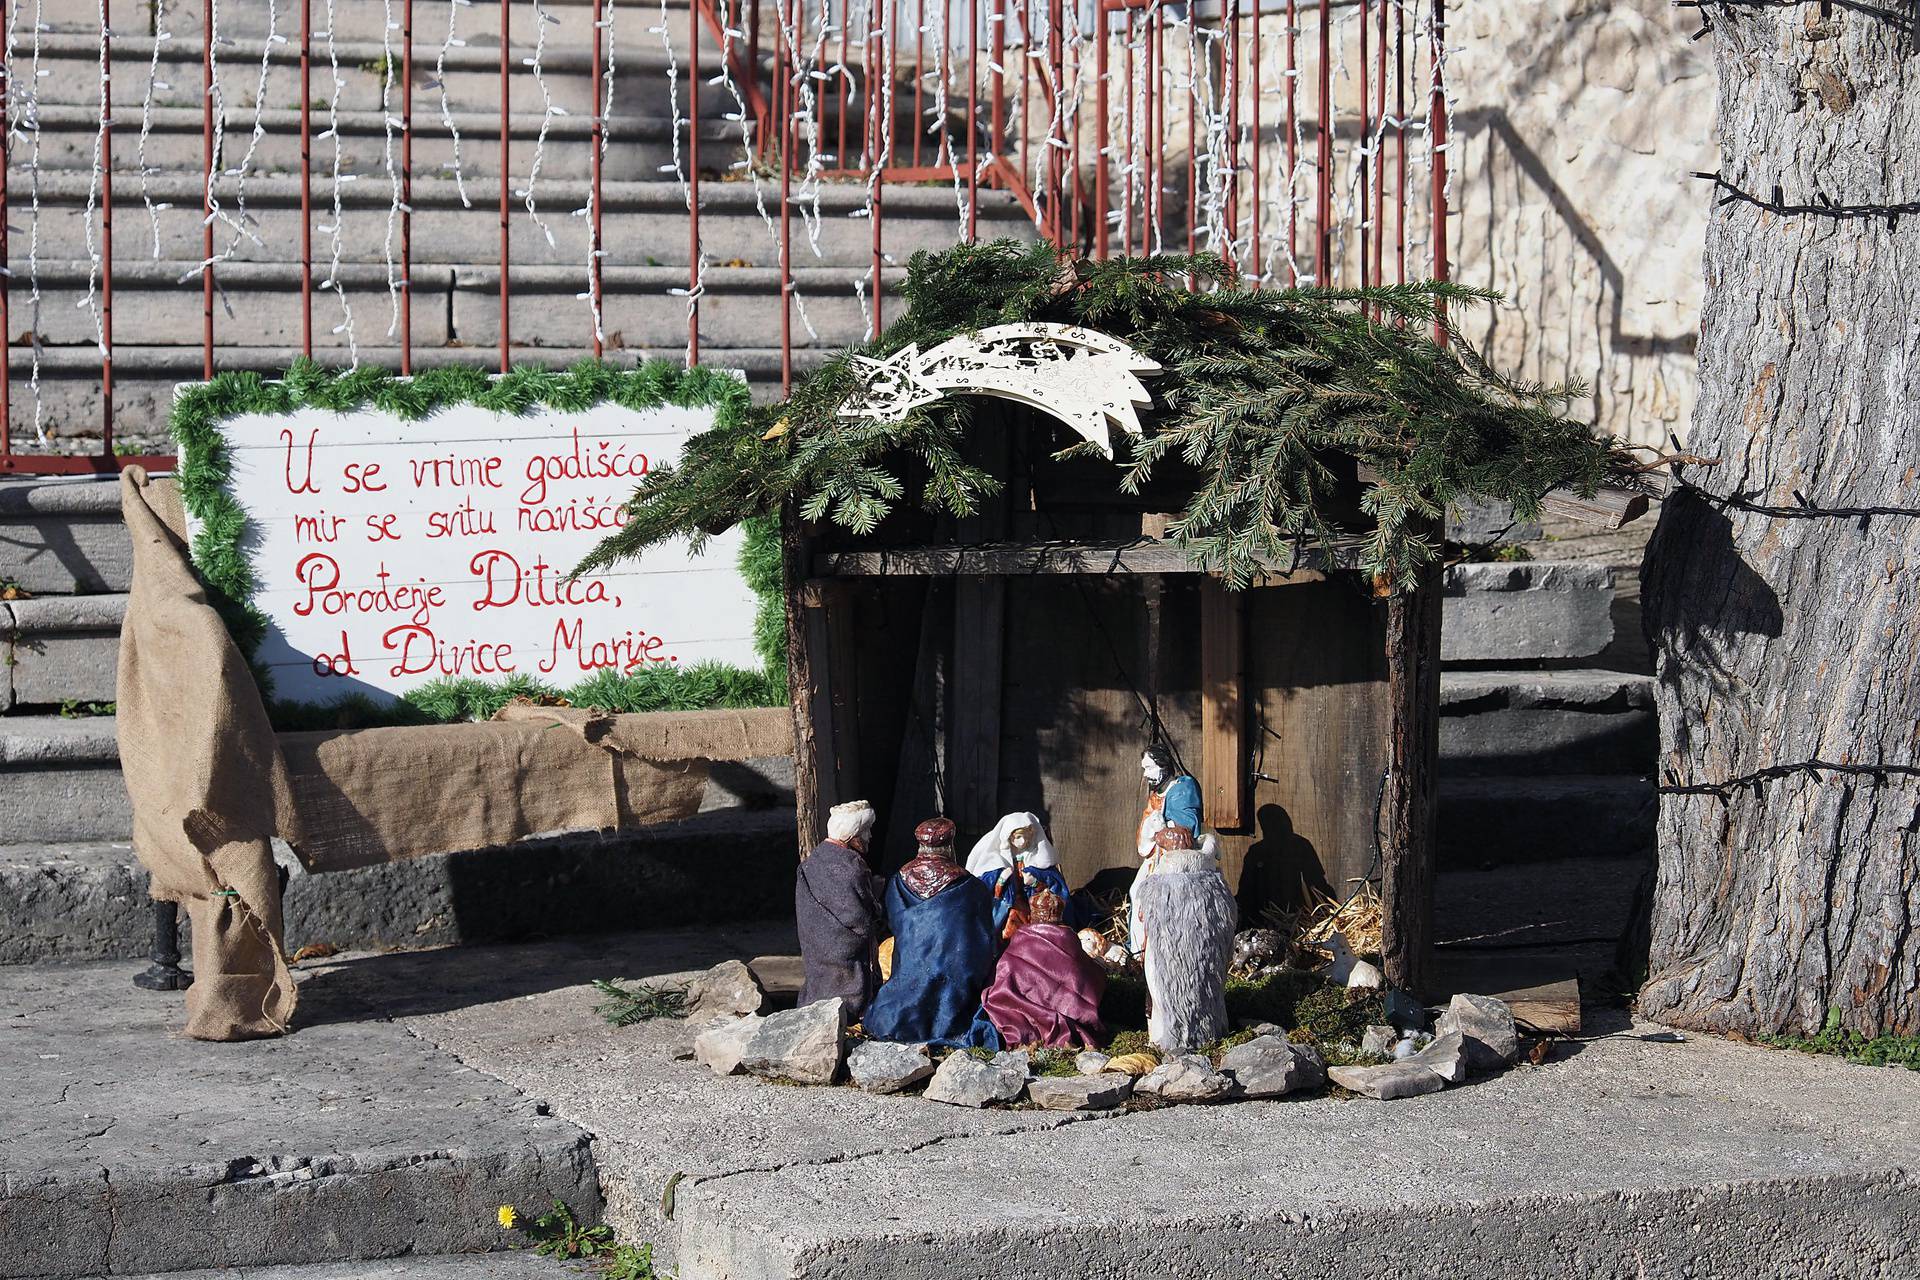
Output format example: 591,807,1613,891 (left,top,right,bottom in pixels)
9,924,1920,1280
